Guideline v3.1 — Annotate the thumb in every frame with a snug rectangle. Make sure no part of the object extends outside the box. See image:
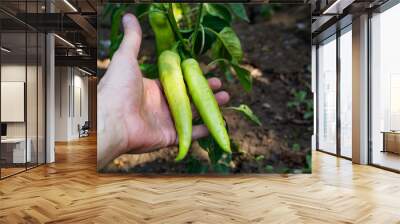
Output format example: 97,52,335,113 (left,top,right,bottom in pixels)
118,13,142,59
